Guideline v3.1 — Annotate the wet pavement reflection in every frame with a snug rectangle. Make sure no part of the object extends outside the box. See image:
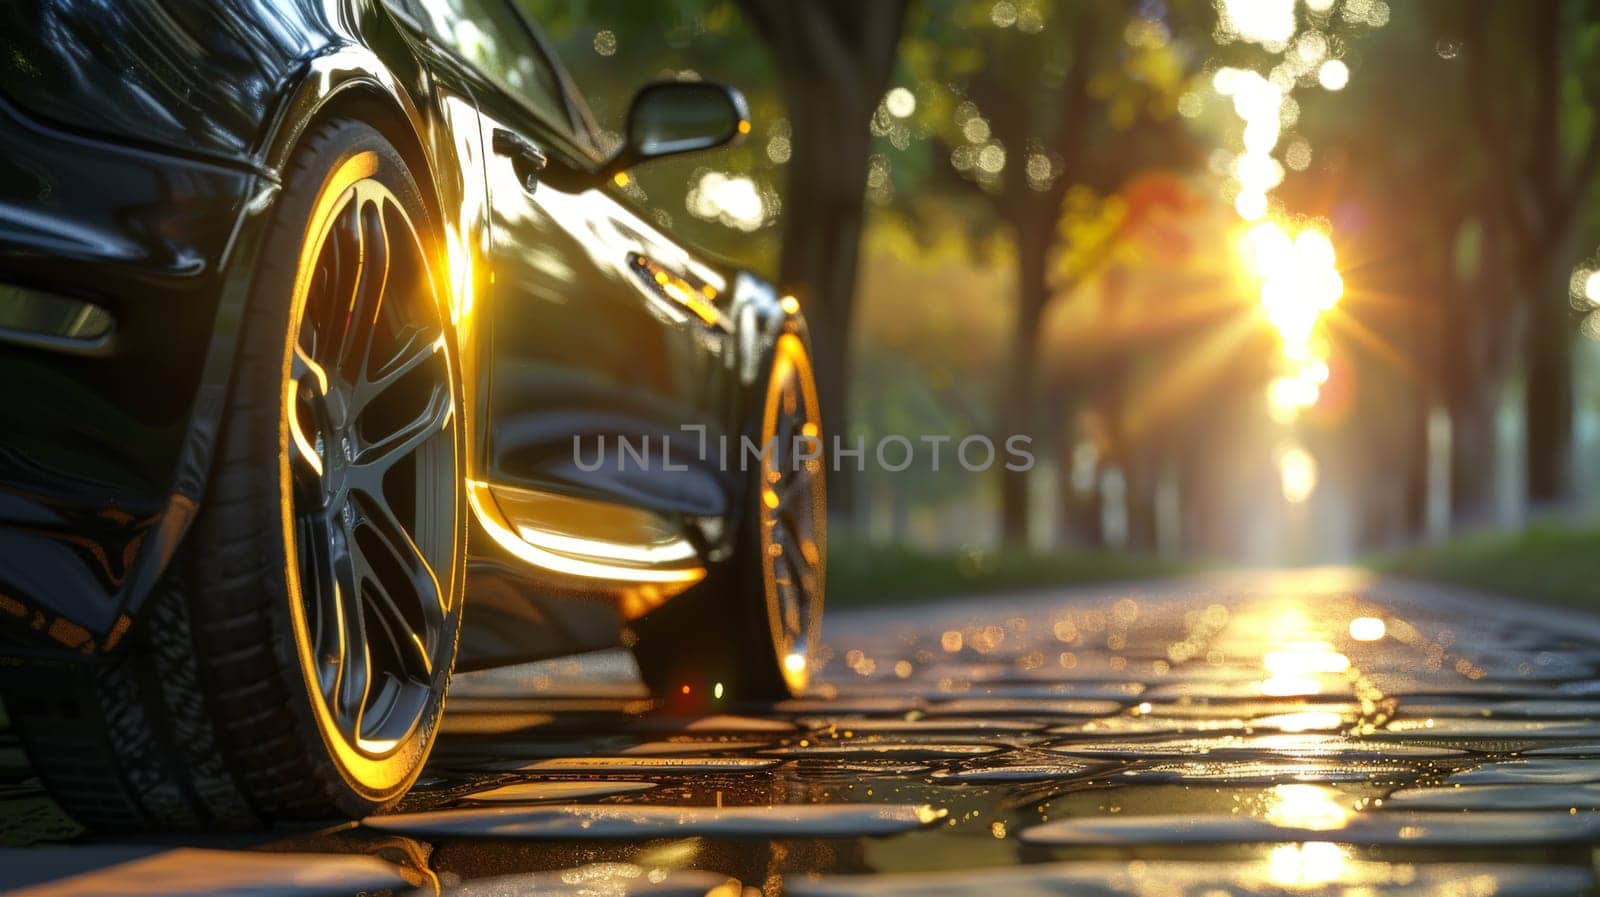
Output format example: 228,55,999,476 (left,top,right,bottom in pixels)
9,568,1600,895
